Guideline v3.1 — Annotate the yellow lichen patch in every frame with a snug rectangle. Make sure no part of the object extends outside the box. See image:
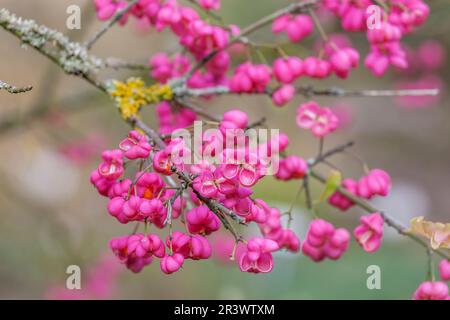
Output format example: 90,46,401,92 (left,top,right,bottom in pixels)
109,78,149,120
409,216,450,250
148,84,173,102
108,78,173,120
